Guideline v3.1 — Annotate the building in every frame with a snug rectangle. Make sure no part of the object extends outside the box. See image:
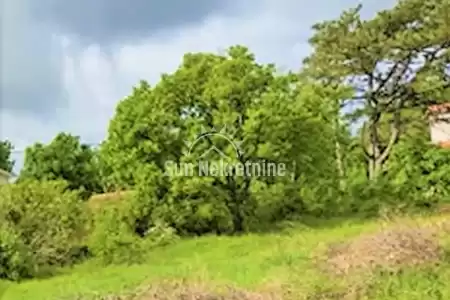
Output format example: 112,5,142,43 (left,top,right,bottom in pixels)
428,103,450,148
0,168,14,185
